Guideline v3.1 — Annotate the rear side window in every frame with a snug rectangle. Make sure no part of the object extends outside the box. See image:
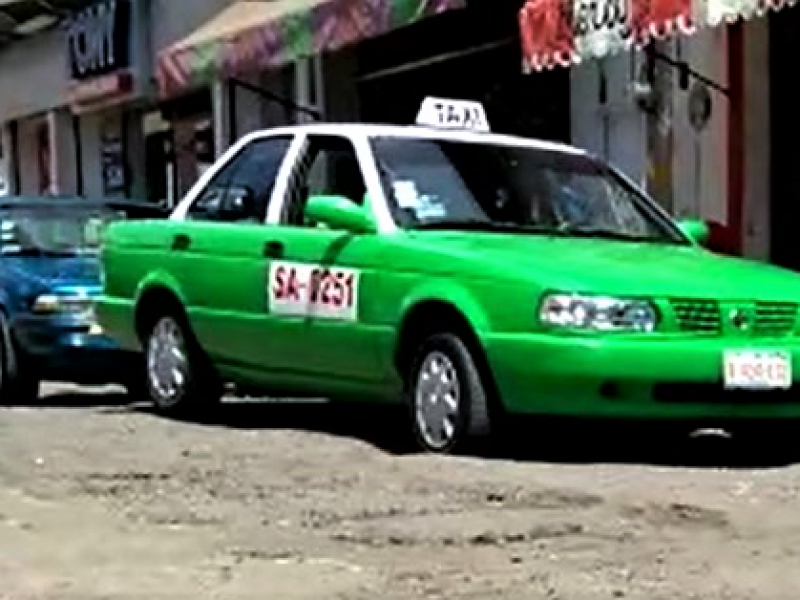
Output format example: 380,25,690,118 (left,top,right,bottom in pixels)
187,136,292,223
